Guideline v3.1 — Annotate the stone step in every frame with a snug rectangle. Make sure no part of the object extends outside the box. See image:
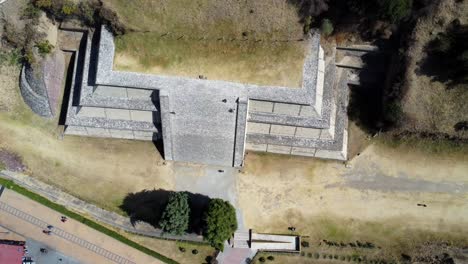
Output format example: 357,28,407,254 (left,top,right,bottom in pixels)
234,240,250,249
